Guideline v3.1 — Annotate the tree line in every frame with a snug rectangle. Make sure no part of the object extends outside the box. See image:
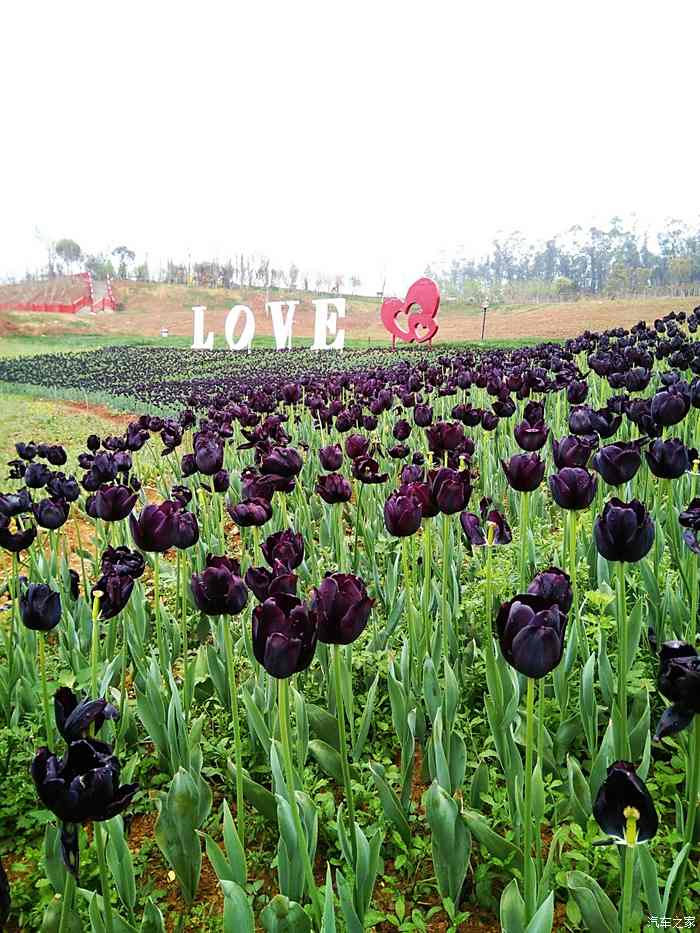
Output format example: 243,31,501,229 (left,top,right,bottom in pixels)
426,216,700,303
